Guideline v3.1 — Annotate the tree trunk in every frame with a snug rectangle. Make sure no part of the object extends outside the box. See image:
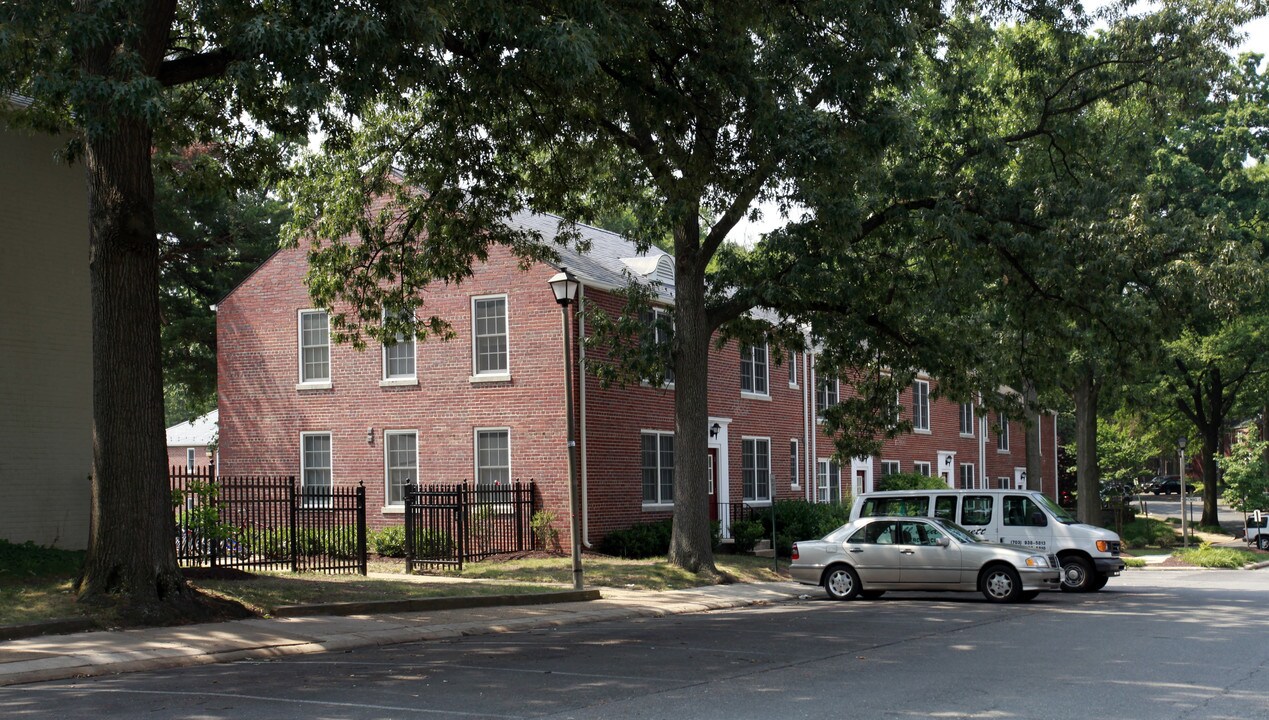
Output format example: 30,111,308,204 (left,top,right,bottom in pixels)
1072,369,1101,526
1199,418,1222,529
75,0,198,618
666,244,717,575
1023,379,1042,492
